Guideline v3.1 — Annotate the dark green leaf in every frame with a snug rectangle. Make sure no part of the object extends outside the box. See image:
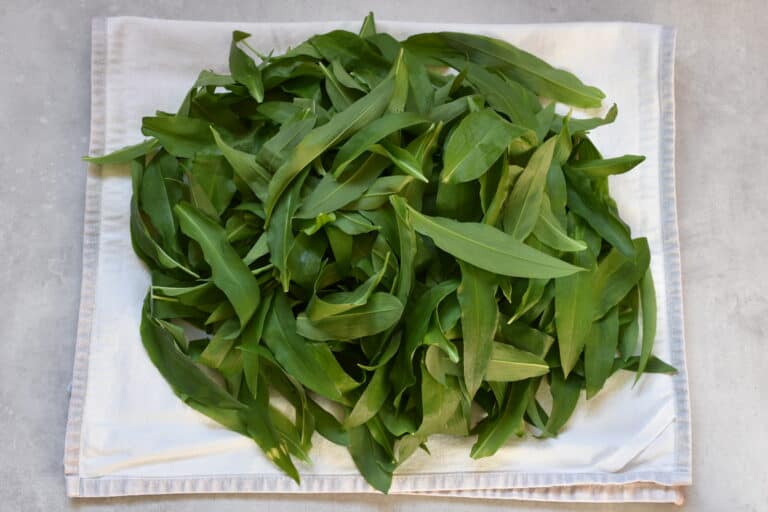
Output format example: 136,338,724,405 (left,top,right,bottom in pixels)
175,203,261,325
